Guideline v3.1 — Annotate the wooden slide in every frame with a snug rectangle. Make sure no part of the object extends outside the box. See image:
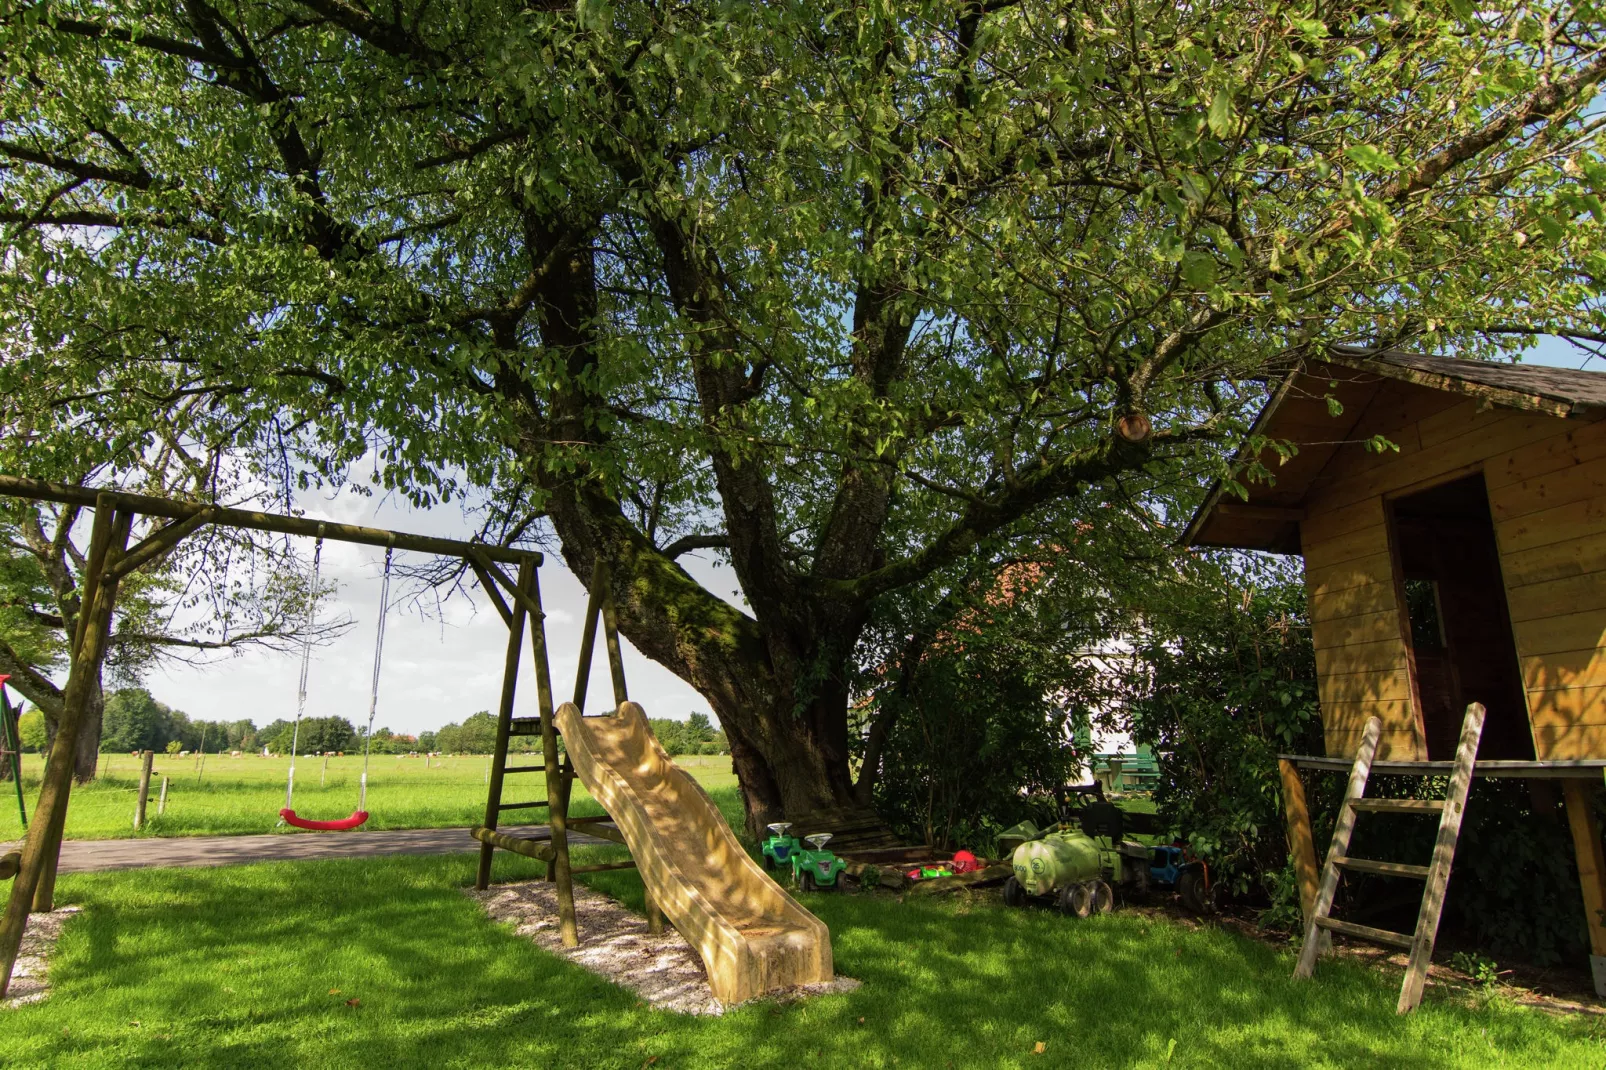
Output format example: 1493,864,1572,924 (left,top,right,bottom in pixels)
554,700,833,1005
